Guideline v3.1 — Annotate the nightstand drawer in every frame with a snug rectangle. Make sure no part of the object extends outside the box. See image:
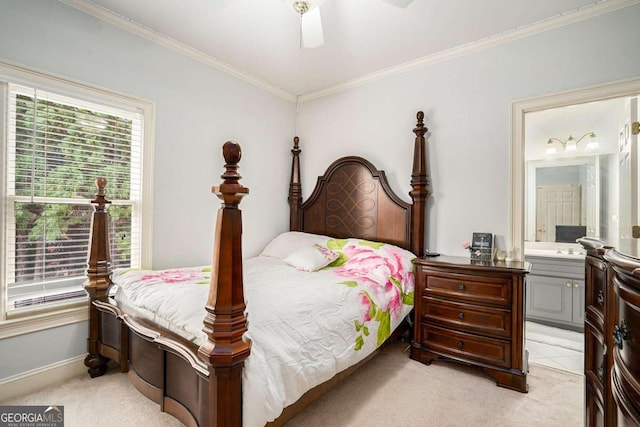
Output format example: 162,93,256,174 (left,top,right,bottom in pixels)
422,274,512,307
421,296,511,339
420,324,511,368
